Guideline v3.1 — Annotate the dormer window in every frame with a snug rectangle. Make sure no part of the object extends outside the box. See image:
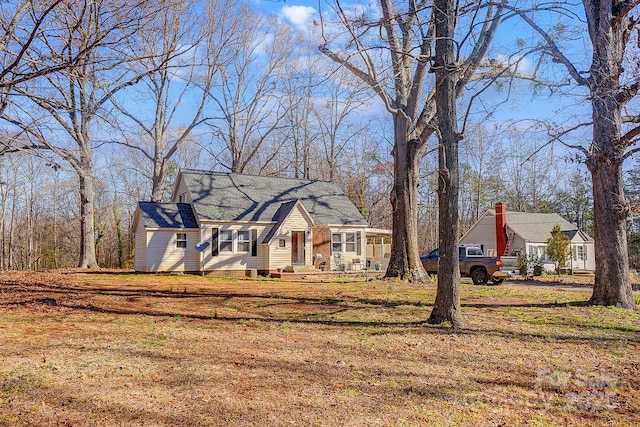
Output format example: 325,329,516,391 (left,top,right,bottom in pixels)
178,193,186,203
